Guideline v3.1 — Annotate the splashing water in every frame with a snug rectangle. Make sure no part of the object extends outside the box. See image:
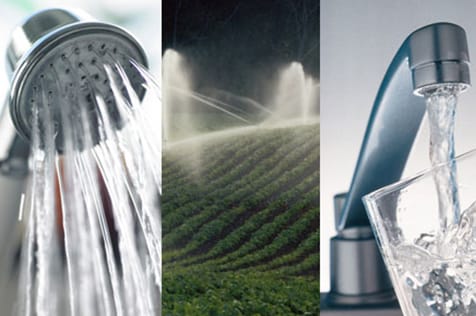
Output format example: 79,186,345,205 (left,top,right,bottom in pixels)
395,201,476,316
162,49,253,142
267,62,319,123
162,51,319,145
16,58,162,316
162,49,193,142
